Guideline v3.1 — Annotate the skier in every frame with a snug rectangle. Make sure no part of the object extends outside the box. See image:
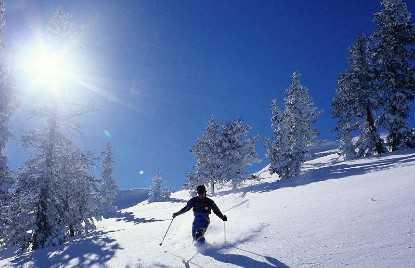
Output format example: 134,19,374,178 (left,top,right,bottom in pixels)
172,185,227,244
